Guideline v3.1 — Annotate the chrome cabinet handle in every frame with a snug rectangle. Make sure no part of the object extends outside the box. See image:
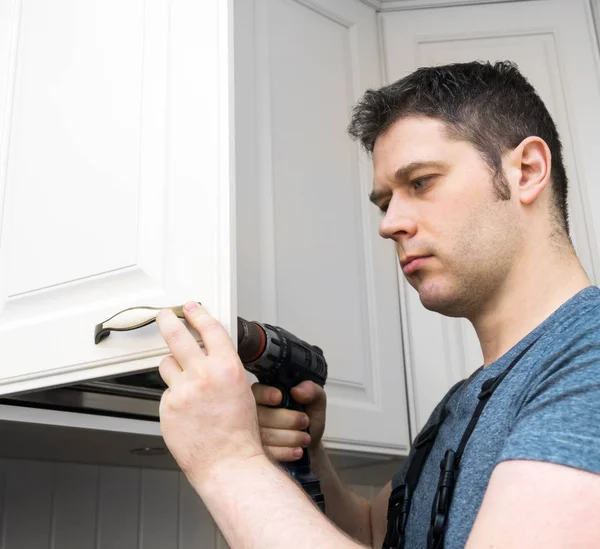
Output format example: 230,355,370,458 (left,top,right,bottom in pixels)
94,302,201,344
